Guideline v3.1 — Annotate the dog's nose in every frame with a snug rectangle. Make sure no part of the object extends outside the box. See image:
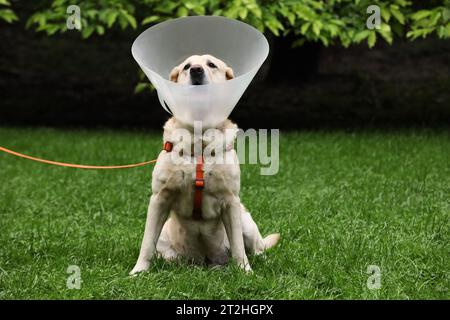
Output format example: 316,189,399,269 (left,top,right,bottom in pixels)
190,65,204,76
